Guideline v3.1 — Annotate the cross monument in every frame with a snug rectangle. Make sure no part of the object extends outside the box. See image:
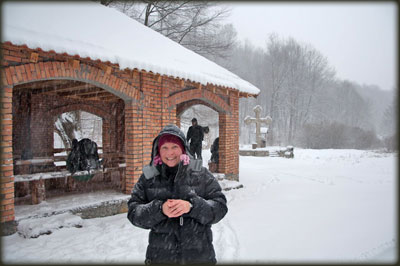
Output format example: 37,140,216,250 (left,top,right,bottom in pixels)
244,105,272,148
